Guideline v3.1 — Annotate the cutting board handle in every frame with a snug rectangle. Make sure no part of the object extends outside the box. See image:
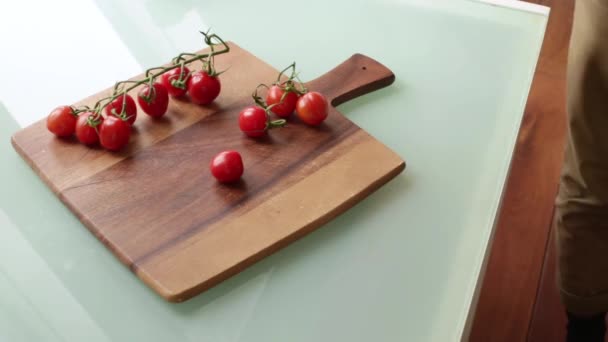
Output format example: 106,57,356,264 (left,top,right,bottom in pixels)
306,54,395,107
